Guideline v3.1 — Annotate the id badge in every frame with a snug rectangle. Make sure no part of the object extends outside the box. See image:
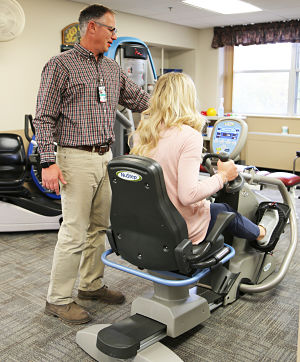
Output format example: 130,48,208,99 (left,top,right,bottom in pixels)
98,86,107,103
